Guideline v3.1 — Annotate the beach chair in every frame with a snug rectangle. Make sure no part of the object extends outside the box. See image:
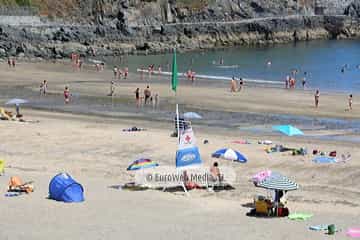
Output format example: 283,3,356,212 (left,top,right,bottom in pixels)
135,166,190,196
